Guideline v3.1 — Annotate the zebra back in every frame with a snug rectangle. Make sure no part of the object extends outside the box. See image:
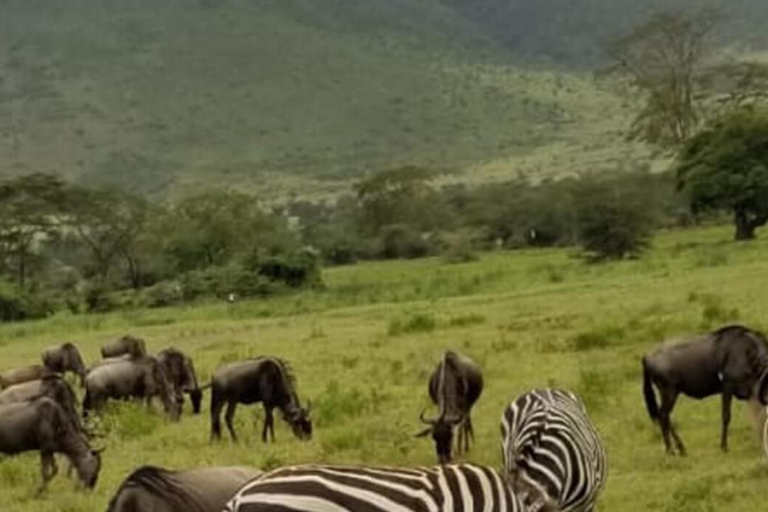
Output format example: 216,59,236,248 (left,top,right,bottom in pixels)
224,462,526,512
501,389,607,512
